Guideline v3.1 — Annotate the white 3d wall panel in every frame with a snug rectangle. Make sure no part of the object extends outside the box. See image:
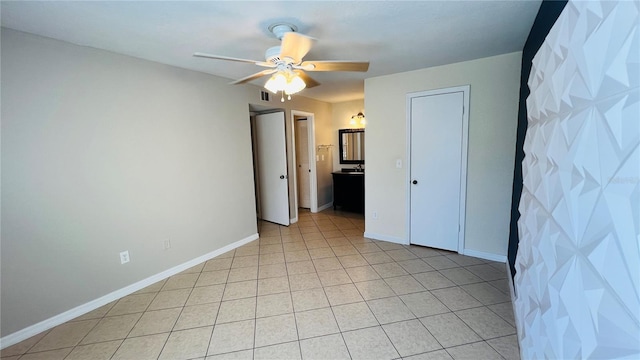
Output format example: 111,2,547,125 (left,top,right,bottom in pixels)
515,0,639,358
